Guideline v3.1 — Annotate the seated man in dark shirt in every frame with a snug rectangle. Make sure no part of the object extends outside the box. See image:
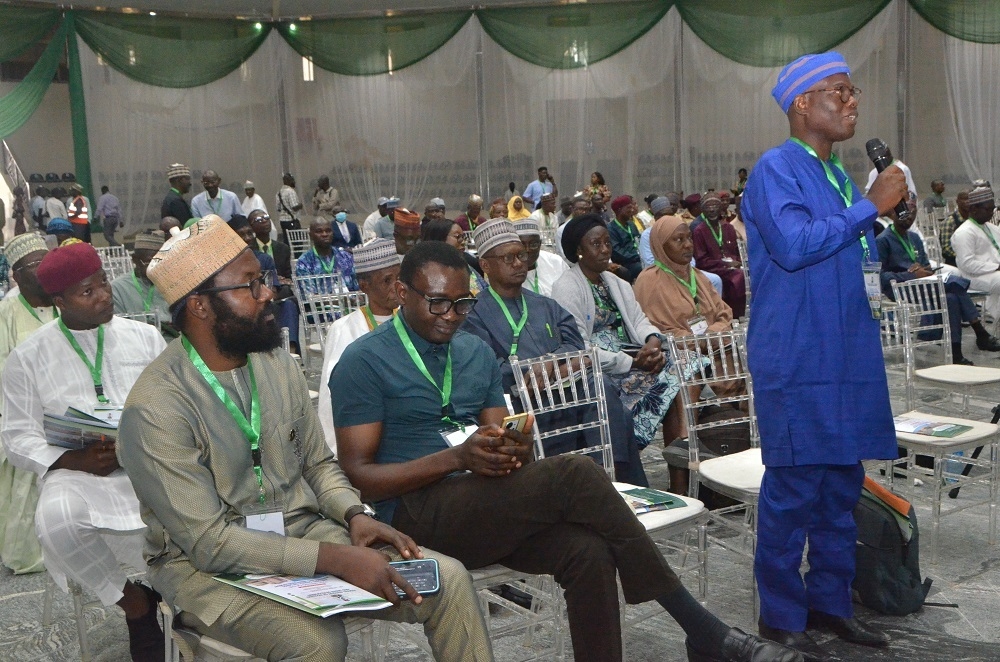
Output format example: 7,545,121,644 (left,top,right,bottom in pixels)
331,241,800,662
877,206,1000,364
